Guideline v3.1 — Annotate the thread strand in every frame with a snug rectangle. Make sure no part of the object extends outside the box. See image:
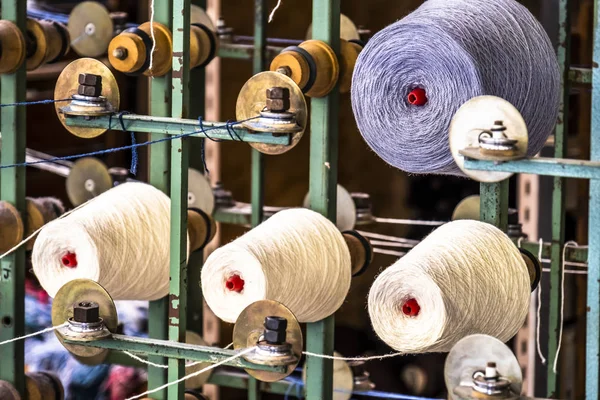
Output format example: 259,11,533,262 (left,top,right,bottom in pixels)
536,238,547,364
0,99,70,108
0,323,68,346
